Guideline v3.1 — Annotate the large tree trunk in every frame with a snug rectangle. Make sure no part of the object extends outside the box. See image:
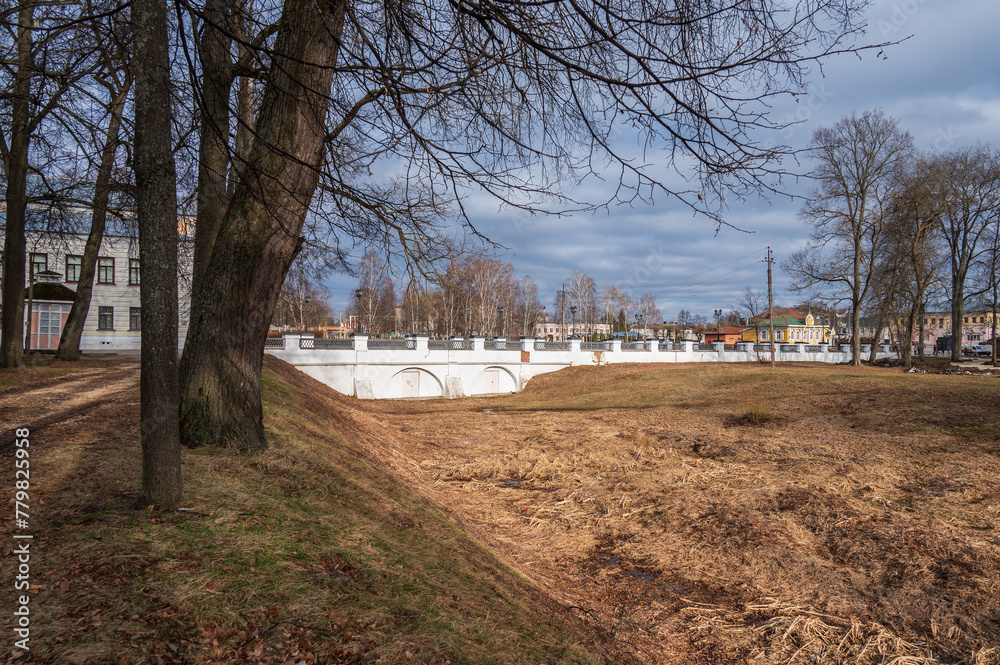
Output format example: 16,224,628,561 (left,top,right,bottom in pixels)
951,267,966,362
179,0,347,450
133,0,183,509
0,5,35,369
901,310,914,369
191,0,233,292
56,86,129,361
867,312,883,364
850,229,863,367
